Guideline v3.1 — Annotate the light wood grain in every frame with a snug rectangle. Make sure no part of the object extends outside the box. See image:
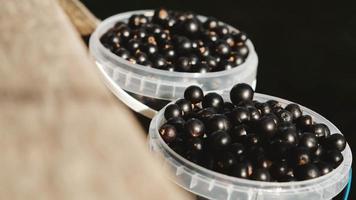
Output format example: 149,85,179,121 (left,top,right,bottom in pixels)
58,0,100,36
0,0,192,199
